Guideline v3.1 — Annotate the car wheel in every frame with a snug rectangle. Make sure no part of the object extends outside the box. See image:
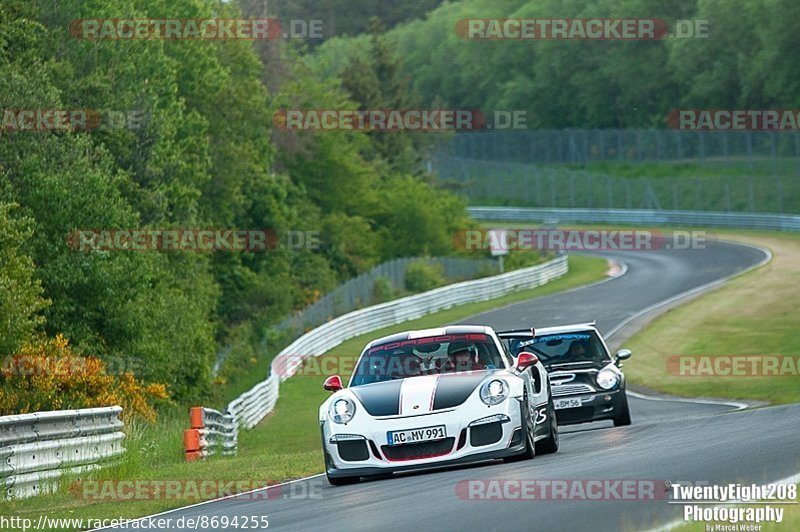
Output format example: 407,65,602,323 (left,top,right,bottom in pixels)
535,392,559,455
613,391,632,427
504,394,535,462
